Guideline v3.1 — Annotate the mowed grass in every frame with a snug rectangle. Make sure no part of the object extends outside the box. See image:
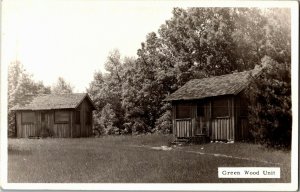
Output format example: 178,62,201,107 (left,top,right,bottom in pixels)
8,135,291,183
